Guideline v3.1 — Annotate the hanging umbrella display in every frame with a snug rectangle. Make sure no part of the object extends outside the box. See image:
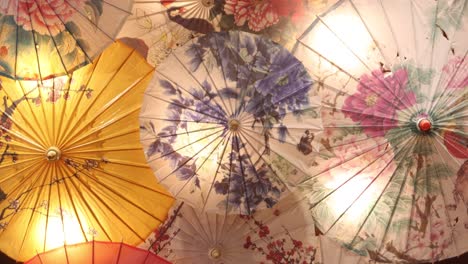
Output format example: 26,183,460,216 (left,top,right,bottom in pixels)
140,193,369,264
0,41,174,261
292,0,467,262
117,0,334,66
139,30,322,215
25,241,171,264
0,0,133,80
